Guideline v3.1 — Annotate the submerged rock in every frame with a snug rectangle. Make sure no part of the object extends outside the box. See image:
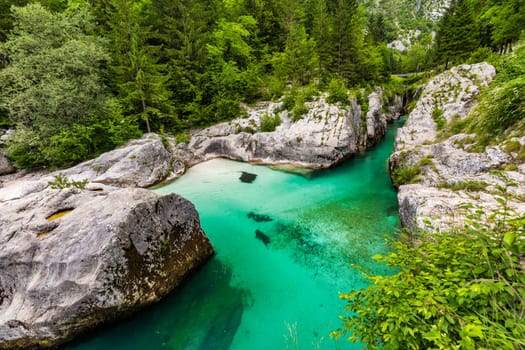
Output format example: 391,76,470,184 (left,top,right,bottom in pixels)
0,186,214,349
239,171,257,183
255,229,270,246
247,212,272,222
